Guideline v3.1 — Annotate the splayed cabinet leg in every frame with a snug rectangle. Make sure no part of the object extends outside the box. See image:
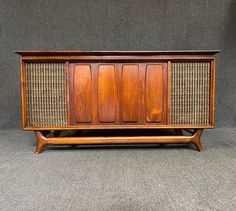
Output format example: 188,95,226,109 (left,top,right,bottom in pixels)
34,131,47,154
192,129,204,152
